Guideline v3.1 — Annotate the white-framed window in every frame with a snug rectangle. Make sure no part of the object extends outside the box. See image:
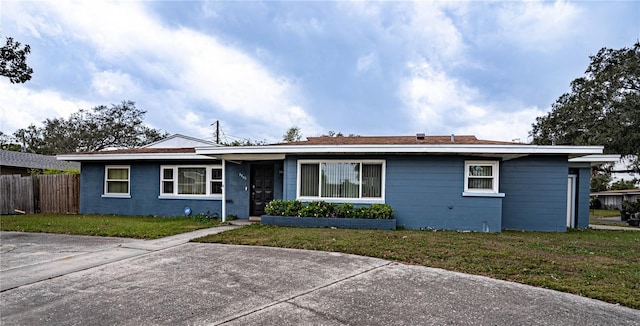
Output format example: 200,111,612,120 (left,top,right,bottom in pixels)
463,160,503,196
297,160,385,202
104,165,130,197
159,165,222,199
